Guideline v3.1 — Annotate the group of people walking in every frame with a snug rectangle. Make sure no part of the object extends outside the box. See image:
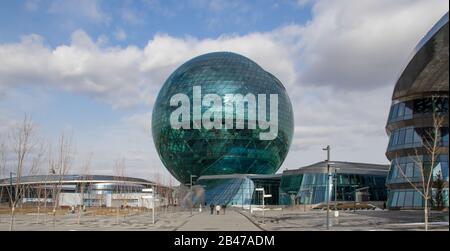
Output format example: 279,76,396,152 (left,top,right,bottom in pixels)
209,203,227,215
